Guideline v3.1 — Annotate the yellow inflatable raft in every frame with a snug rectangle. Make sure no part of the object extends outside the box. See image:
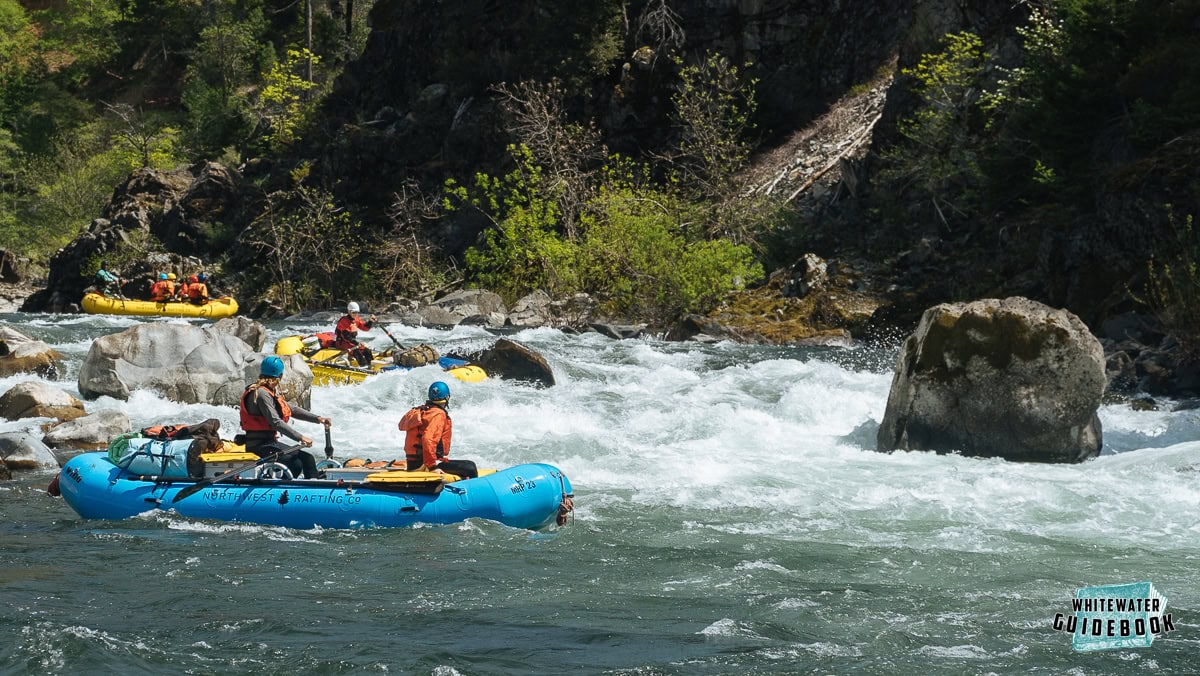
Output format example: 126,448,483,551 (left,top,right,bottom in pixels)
274,335,487,386
81,292,239,319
